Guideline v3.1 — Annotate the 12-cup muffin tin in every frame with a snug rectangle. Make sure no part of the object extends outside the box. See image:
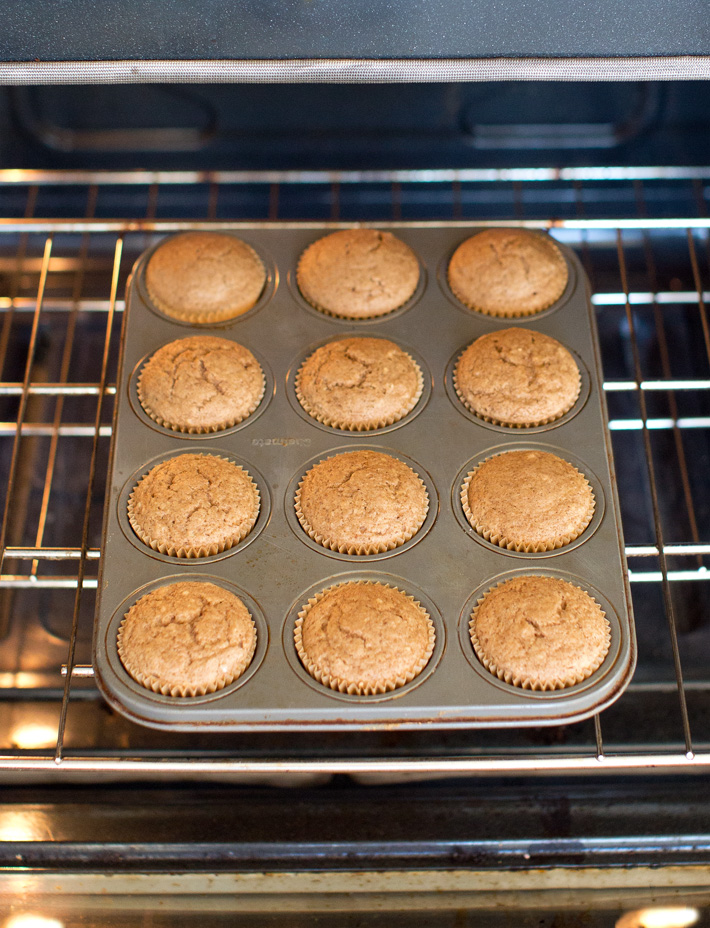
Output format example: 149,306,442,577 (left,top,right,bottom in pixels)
94,224,636,731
